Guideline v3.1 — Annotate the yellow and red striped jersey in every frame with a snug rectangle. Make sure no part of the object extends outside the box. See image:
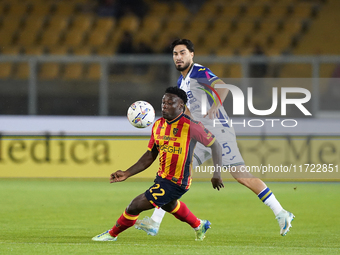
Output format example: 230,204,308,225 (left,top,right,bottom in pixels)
148,113,215,189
